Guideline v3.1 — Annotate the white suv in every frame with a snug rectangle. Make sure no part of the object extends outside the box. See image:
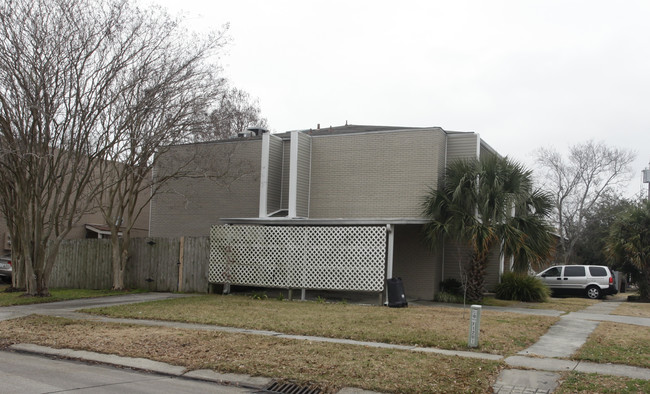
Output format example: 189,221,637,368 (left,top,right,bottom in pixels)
536,265,618,299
